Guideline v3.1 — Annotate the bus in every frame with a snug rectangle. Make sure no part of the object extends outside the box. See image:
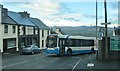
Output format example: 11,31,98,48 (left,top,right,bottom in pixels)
46,34,95,55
